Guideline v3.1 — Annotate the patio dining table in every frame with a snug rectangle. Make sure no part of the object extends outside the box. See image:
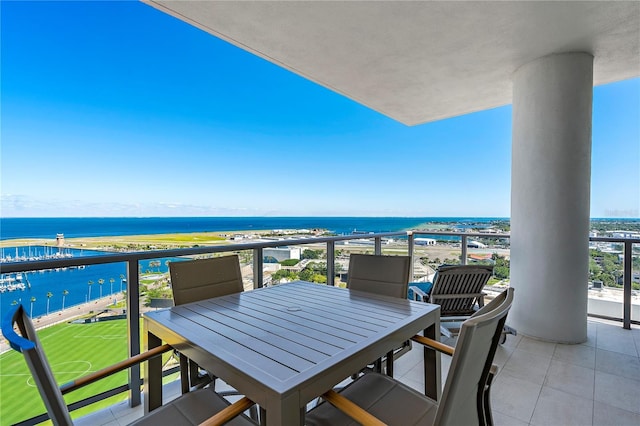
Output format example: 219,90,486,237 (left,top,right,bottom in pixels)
143,280,441,425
